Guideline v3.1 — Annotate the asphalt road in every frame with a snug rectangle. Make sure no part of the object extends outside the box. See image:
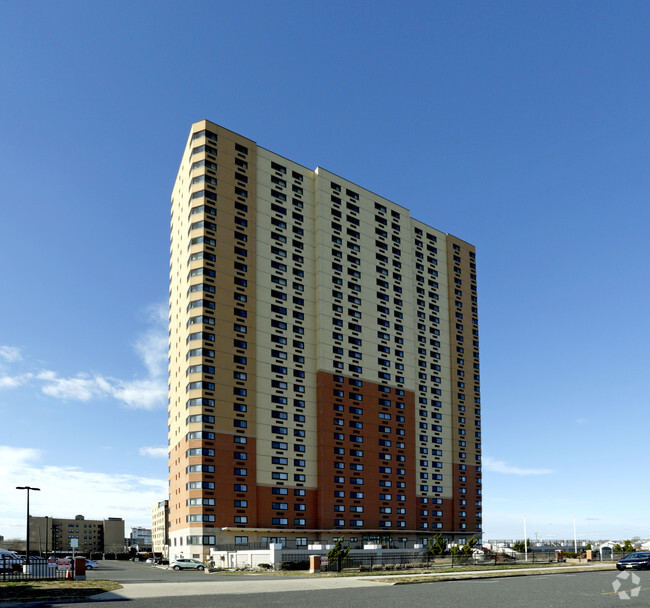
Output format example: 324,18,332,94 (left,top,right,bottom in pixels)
85,559,287,583
32,562,650,608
